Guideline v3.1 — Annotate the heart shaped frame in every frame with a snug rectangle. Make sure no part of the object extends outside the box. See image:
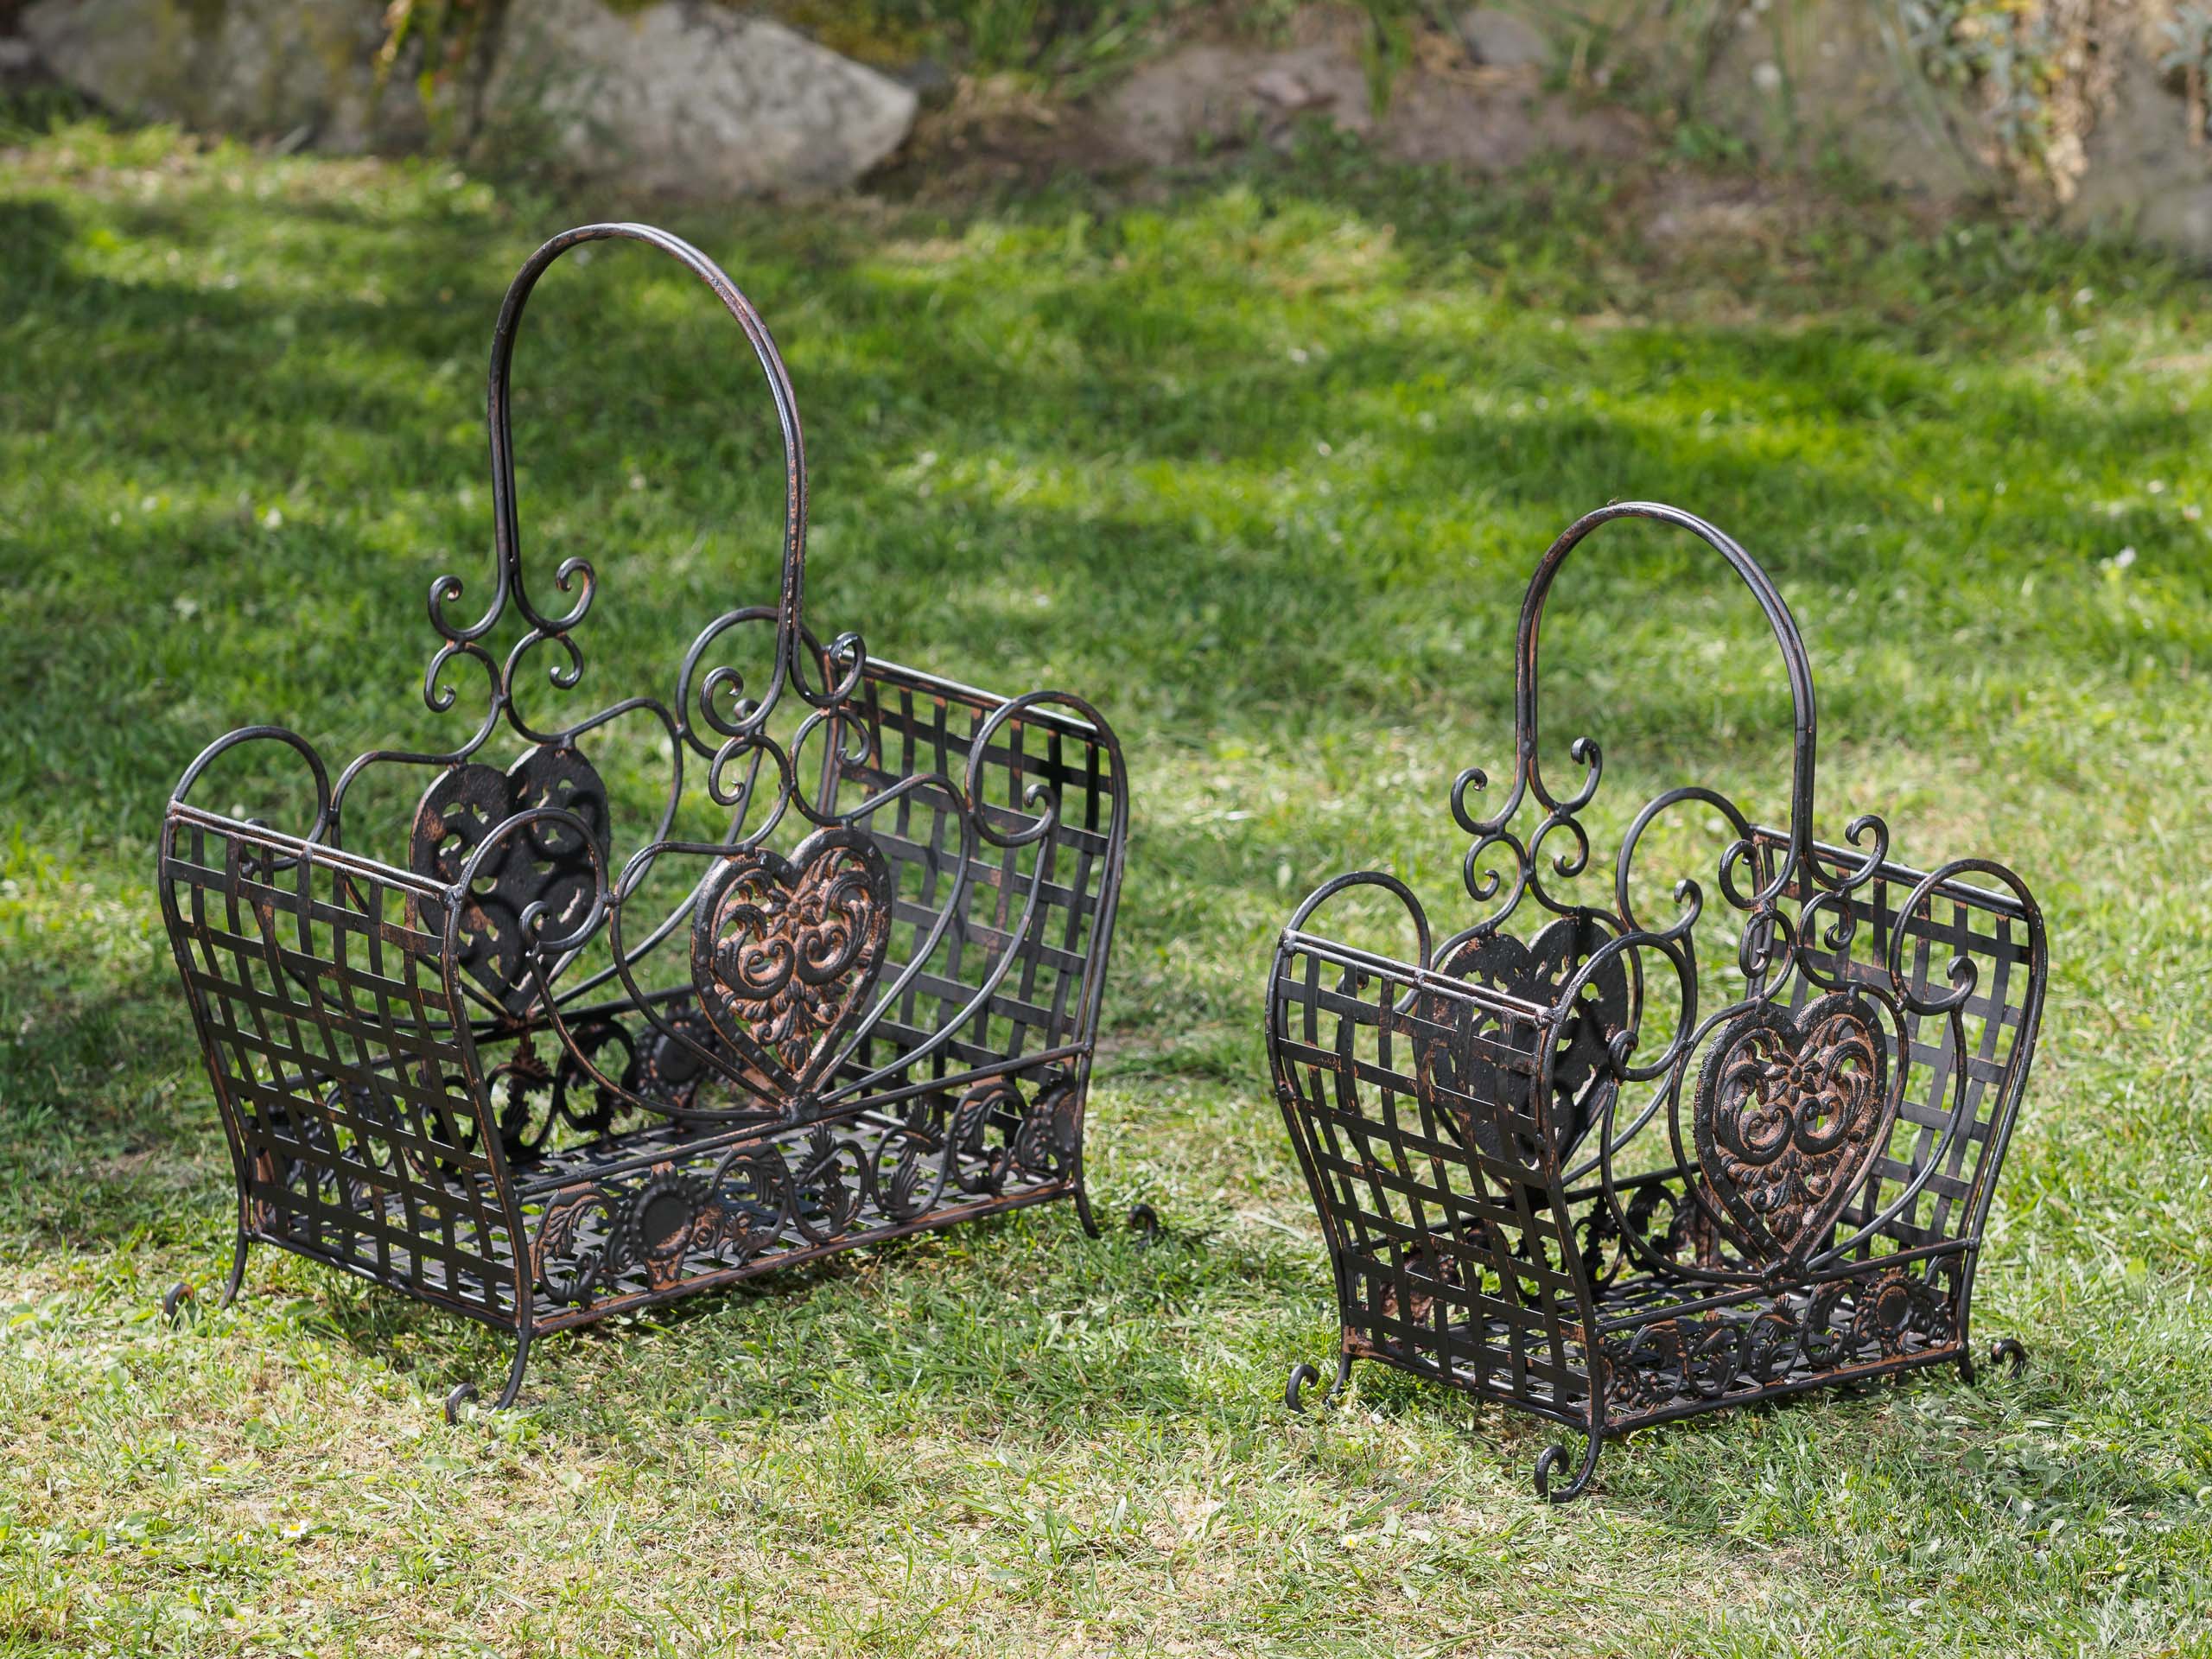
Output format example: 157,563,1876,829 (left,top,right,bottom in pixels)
688,825,893,1105
1693,989,1896,1274
410,747,610,1015
1419,912,1630,1167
